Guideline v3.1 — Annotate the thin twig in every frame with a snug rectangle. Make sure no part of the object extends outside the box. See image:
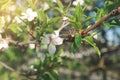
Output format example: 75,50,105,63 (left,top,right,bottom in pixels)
57,21,69,32
28,31,36,39
81,7,120,35
7,7,120,46
9,39,38,46
0,61,15,71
